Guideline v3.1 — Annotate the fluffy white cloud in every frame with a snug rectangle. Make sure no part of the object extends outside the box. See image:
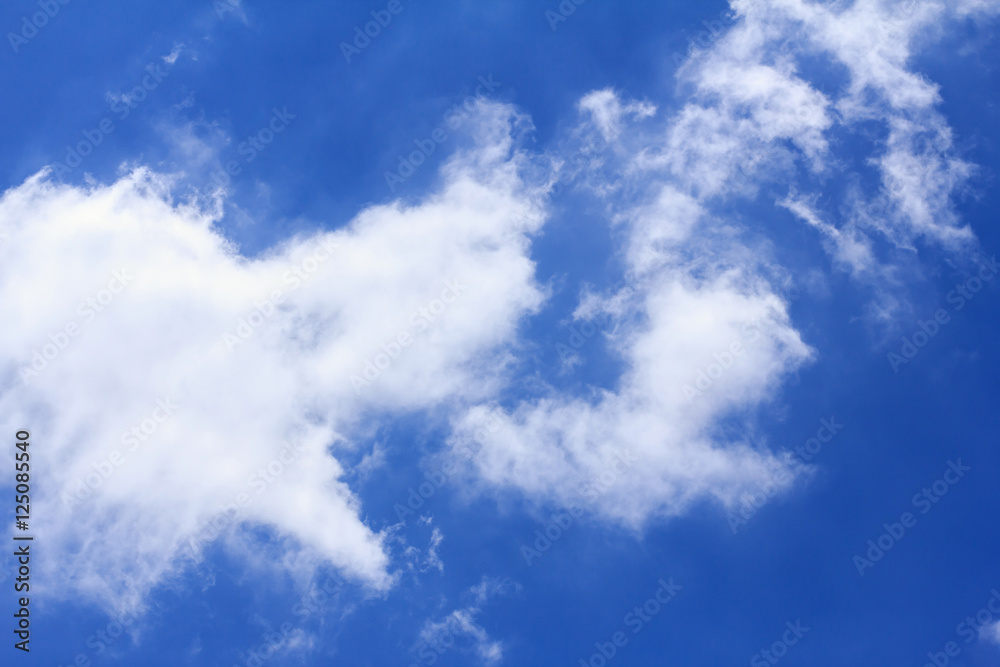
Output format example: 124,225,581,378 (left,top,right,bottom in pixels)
0,101,546,613
452,268,812,527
